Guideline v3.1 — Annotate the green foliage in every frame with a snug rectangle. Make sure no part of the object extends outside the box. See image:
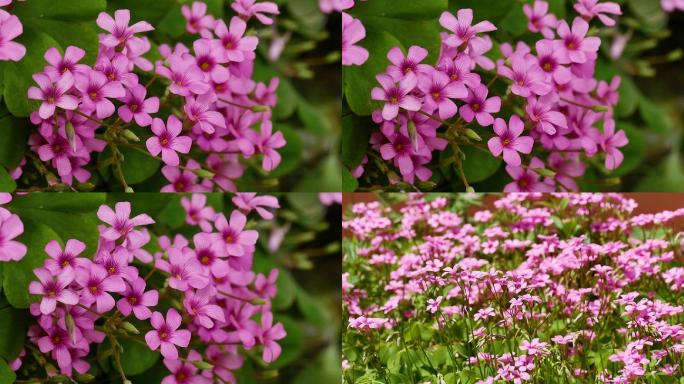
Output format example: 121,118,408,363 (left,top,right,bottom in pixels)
0,307,28,360
2,218,61,308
